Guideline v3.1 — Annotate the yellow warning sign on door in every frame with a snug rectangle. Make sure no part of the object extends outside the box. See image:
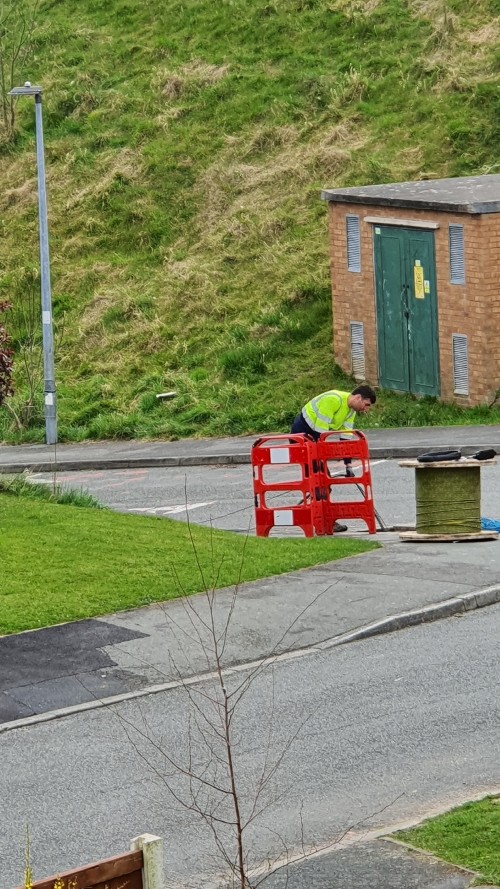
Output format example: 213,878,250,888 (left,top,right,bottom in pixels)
414,263,425,299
